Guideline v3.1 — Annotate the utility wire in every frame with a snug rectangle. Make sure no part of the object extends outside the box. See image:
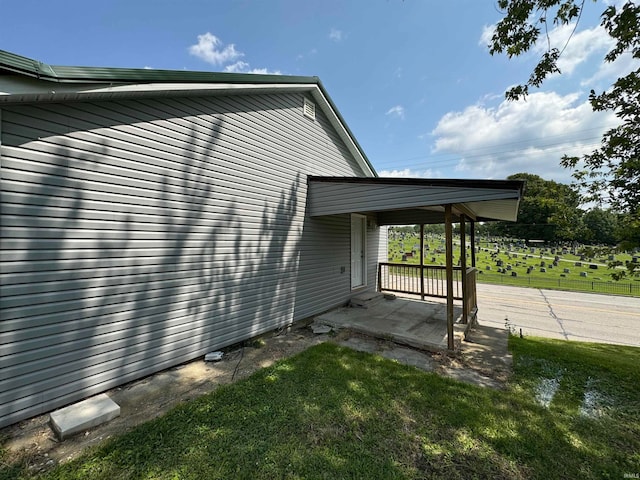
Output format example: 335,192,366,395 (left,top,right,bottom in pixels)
376,122,619,170
377,140,602,172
